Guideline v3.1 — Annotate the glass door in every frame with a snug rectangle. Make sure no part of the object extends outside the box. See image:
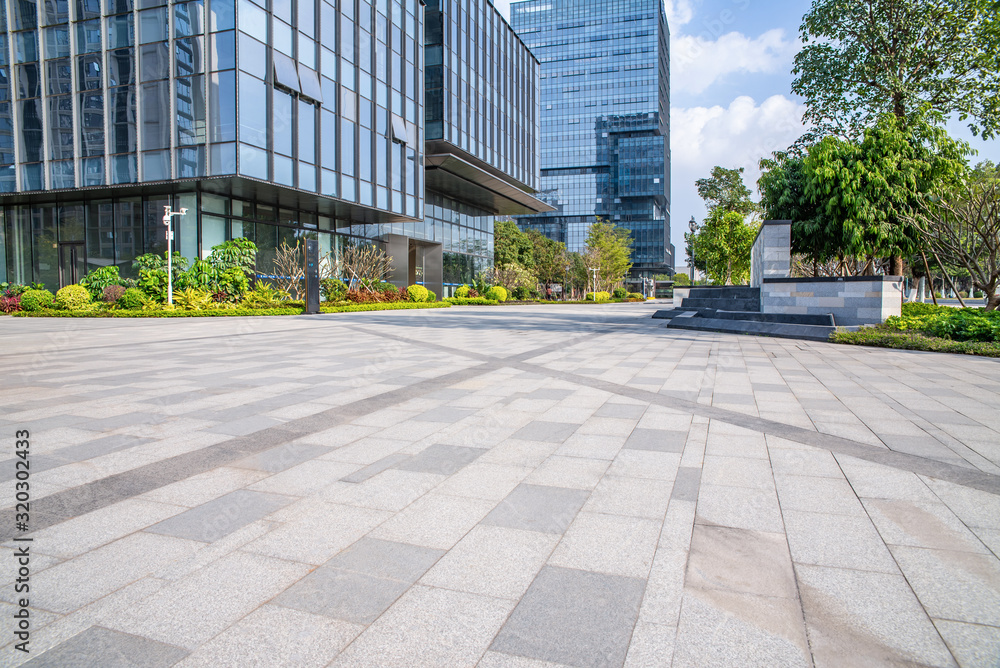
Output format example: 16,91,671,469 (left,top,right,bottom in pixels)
58,243,86,288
